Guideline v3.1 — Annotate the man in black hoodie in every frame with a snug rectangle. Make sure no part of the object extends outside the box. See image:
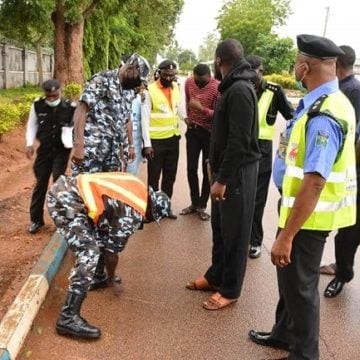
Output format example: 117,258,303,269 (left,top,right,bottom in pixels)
186,39,261,310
